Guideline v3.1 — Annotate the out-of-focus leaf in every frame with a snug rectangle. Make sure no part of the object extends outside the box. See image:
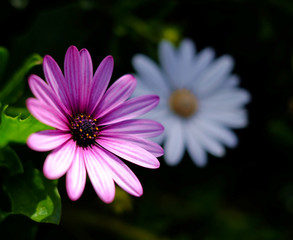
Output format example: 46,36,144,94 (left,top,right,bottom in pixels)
0,47,9,83
0,106,52,148
110,186,133,214
0,209,10,222
268,119,293,148
0,54,42,105
10,0,30,9
0,146,23,176
2,166,61,224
